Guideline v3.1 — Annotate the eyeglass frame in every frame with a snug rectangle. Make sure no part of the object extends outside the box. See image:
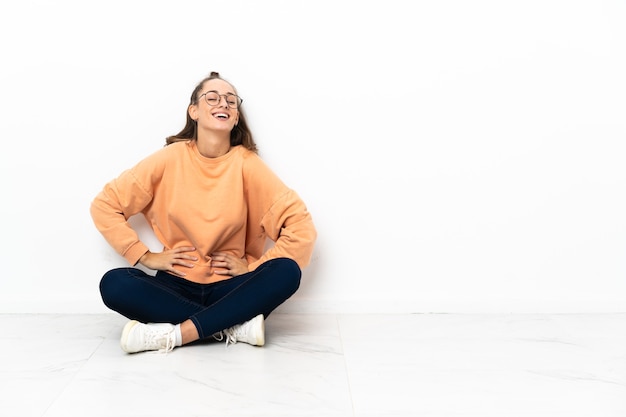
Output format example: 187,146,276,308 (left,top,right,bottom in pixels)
198,90,243,109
